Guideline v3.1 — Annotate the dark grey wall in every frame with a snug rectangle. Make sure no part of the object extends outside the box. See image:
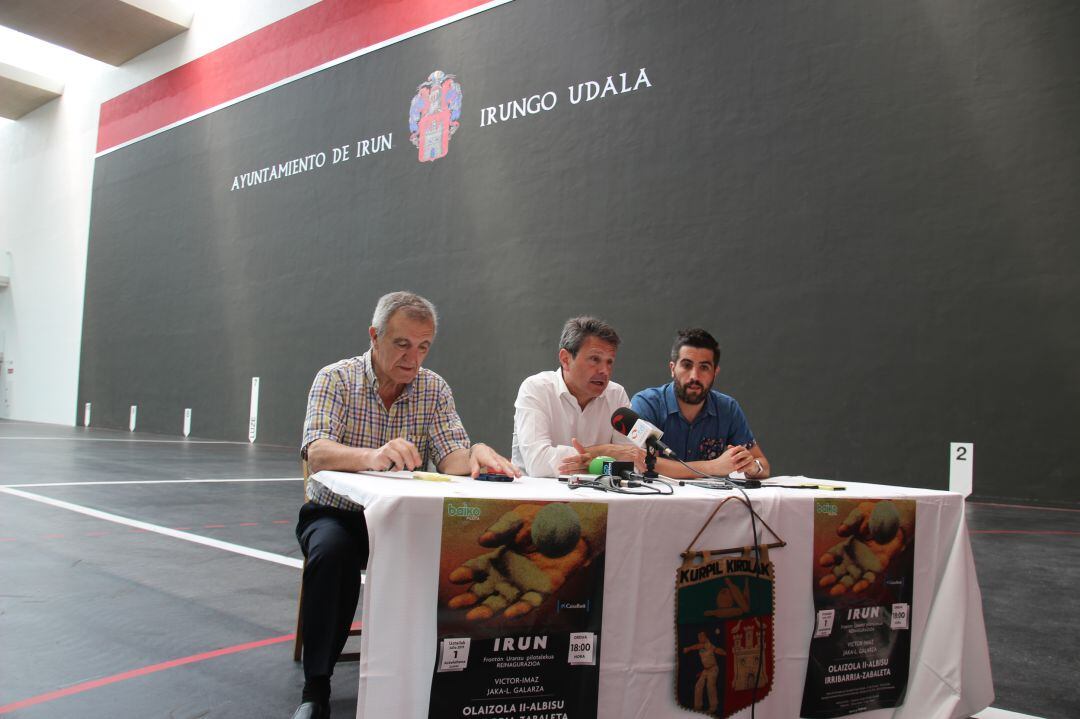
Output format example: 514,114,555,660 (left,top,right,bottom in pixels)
79,0,1080,505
